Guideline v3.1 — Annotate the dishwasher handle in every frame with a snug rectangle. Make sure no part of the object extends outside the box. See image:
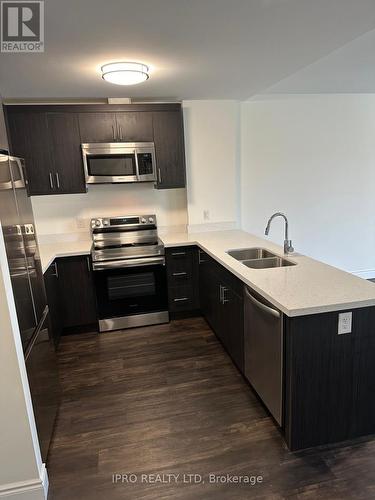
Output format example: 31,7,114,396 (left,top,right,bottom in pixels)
245,287,280,319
